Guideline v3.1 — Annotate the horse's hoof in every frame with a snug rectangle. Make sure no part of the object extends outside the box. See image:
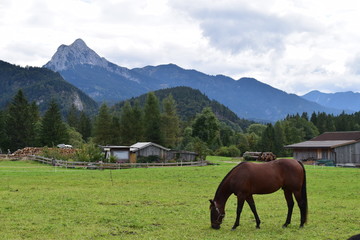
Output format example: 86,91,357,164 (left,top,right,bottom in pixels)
256,226,260,229
282,224,288,228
